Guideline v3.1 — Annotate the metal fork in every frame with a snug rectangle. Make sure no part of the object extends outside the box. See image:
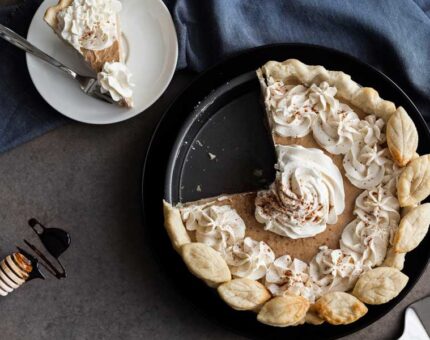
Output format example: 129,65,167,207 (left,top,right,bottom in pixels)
0,23,115,104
